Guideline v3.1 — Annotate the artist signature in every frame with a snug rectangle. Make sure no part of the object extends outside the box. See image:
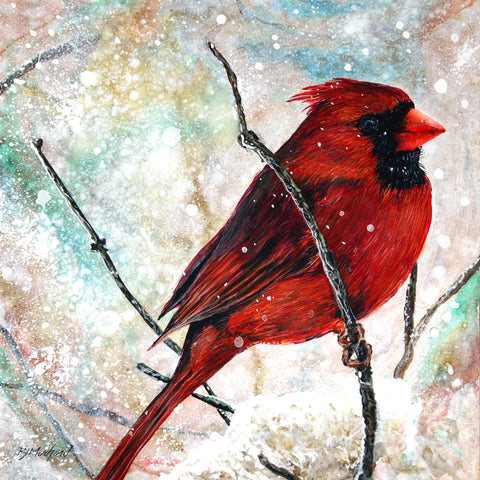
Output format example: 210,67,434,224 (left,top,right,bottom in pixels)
16,444,73,461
